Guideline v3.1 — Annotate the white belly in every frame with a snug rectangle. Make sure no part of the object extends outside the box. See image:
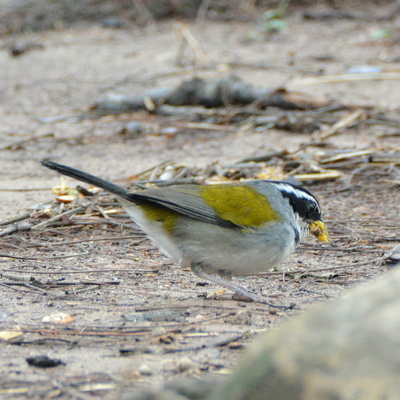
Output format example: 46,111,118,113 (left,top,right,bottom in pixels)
121,199,299,276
